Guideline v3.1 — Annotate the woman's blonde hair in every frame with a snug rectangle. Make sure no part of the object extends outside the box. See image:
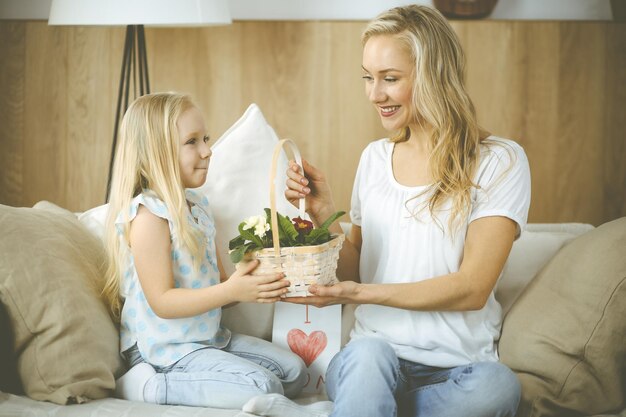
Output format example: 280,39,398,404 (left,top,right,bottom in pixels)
102,92,204,320
363,5,485,232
